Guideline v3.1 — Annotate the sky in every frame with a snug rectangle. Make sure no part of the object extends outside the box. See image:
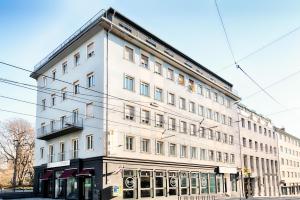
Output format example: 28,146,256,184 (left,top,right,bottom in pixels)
1,0,300,136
